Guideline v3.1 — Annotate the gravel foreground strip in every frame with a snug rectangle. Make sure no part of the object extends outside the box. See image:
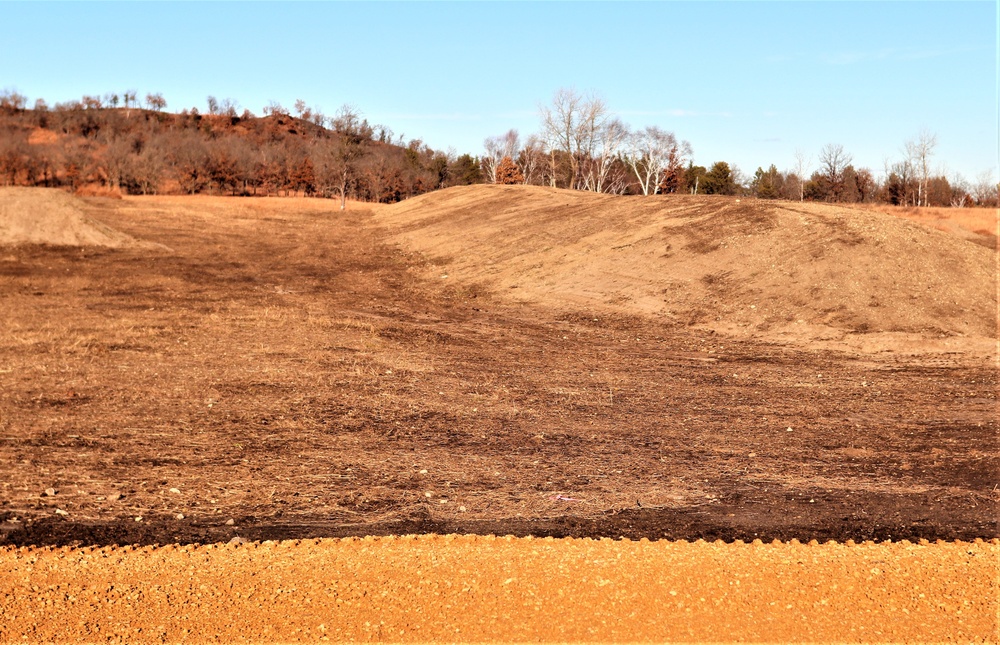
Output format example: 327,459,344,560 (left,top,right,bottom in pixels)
1,536,996,643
